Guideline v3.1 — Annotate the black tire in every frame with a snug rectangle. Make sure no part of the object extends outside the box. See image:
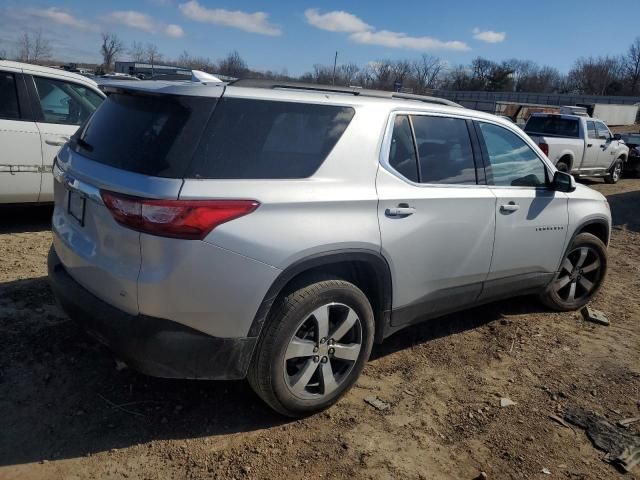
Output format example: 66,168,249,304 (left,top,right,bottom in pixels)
539,232,607,311
604,159,623,184
248,279,374,417
556,159,570,173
